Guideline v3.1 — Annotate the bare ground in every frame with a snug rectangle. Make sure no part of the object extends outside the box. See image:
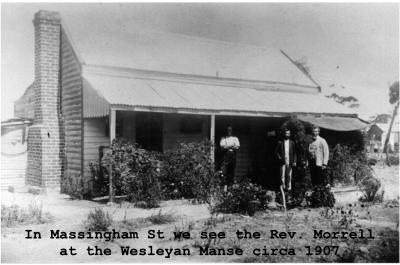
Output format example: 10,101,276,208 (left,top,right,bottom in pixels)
1,165,399,263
